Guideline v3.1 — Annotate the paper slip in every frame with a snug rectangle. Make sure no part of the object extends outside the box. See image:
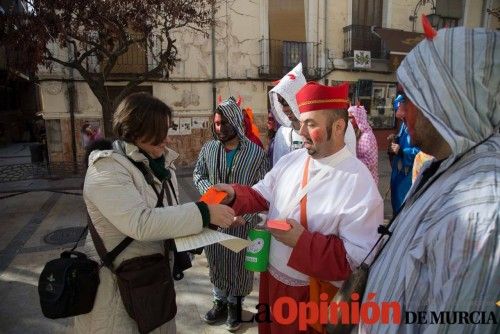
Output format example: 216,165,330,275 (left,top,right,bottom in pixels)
175,228,252,253
200,187,227,204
